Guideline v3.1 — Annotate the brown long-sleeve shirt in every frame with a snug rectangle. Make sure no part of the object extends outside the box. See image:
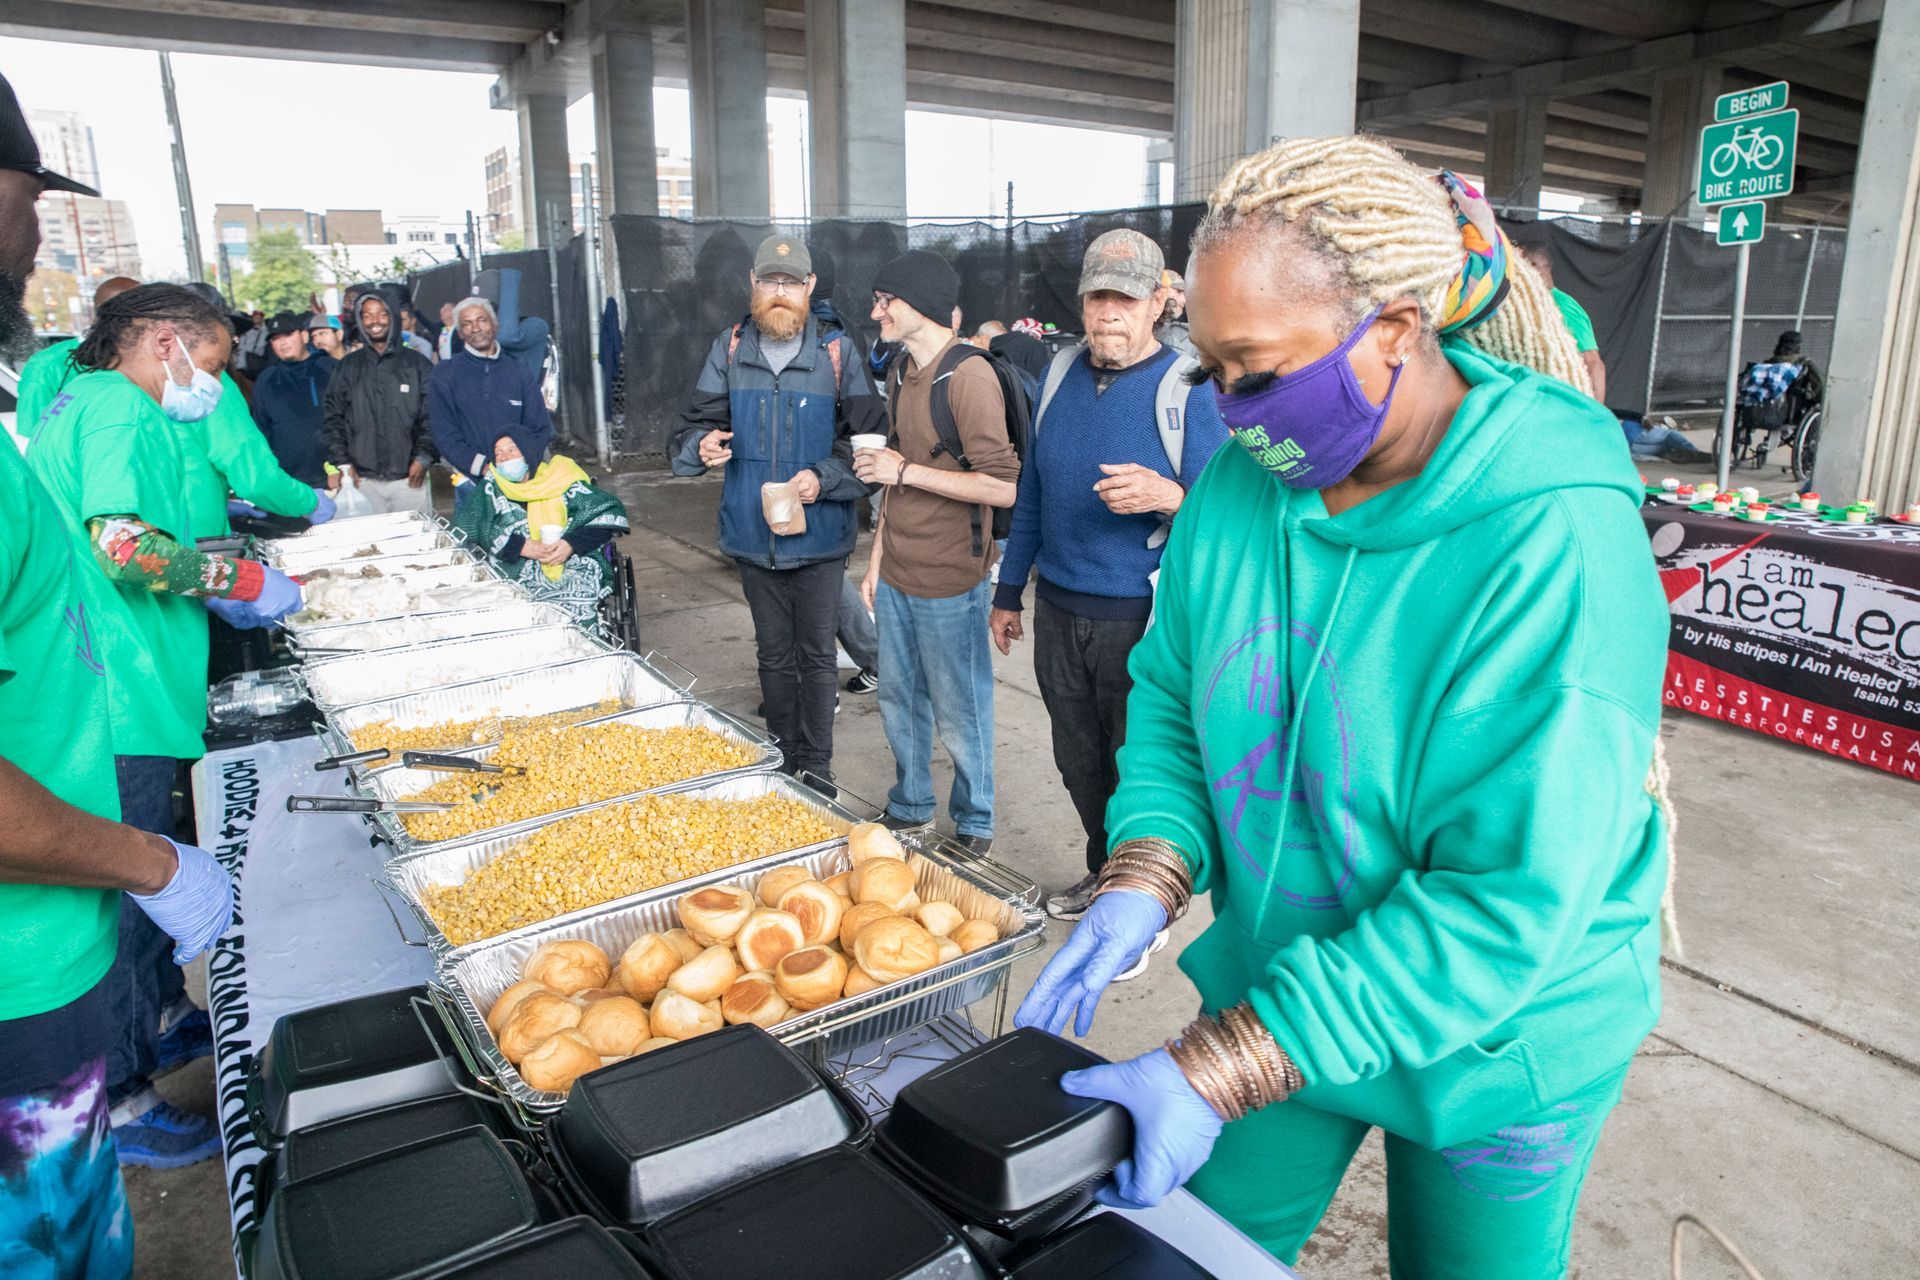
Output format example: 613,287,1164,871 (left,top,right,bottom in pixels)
880,339,1020,599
